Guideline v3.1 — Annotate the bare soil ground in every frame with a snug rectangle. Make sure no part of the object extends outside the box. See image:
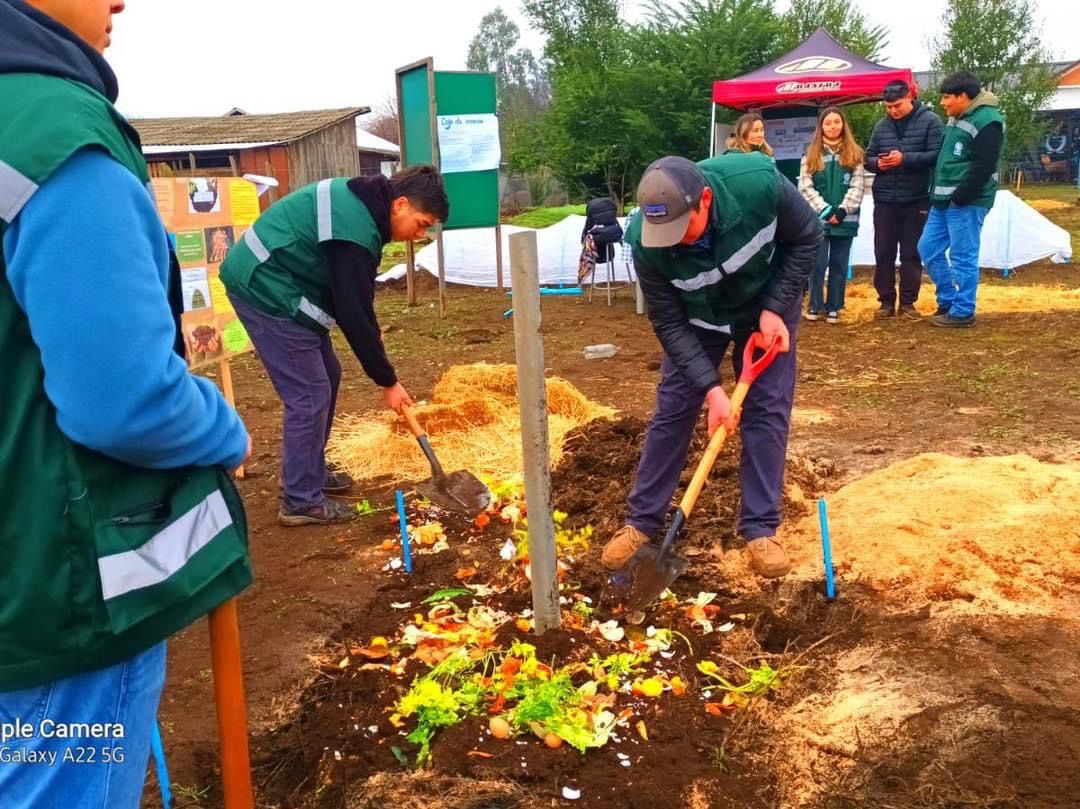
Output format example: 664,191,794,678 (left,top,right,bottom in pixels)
149,195,1080,809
